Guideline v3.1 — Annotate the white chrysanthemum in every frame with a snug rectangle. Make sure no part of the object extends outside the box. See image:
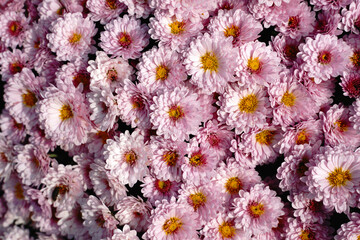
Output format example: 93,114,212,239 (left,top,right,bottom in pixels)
112,225,140,240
